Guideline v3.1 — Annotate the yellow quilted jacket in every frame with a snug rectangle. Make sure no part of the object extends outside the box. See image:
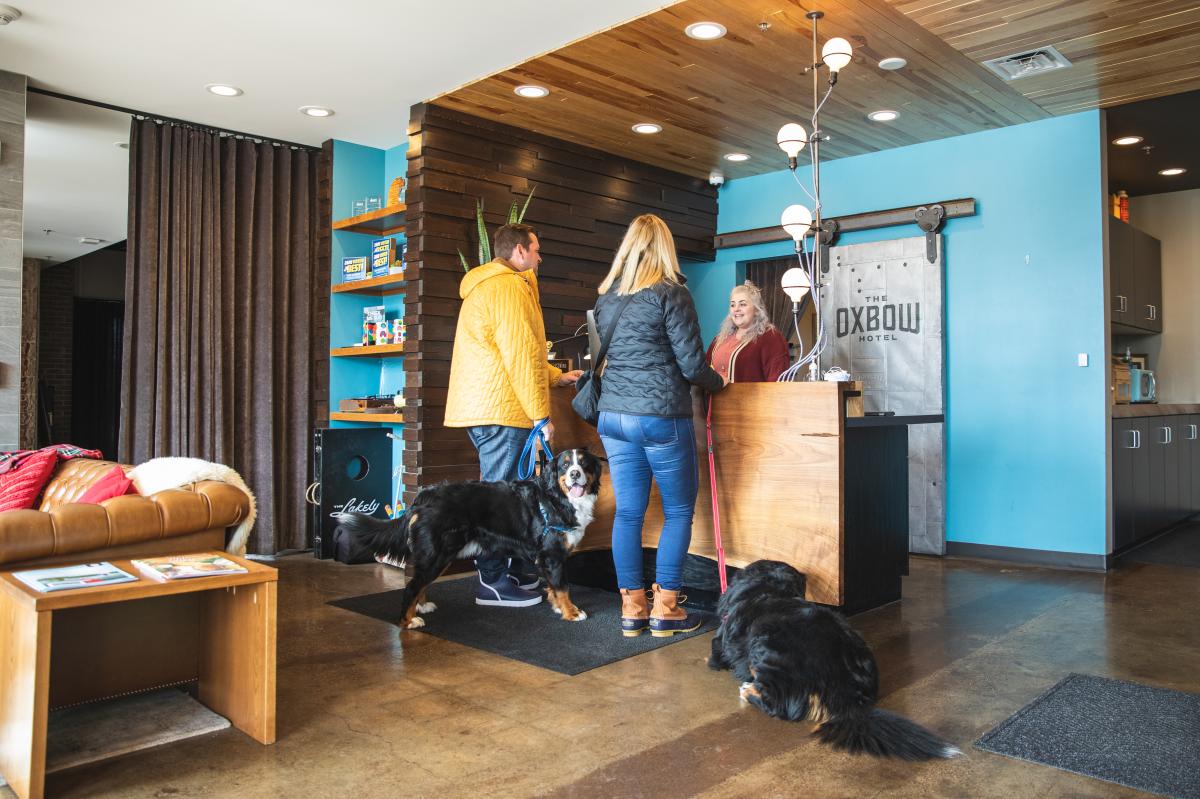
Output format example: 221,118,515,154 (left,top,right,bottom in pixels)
445,259,563,429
